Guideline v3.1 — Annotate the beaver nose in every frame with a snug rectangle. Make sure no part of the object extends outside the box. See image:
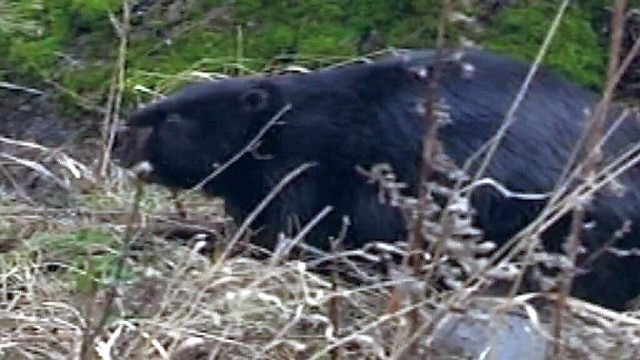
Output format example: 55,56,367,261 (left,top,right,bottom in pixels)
110,125,153,168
